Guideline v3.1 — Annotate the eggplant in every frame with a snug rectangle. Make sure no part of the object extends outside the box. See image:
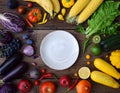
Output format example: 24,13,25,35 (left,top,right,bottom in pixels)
2,62,28,82
0,53,22,76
